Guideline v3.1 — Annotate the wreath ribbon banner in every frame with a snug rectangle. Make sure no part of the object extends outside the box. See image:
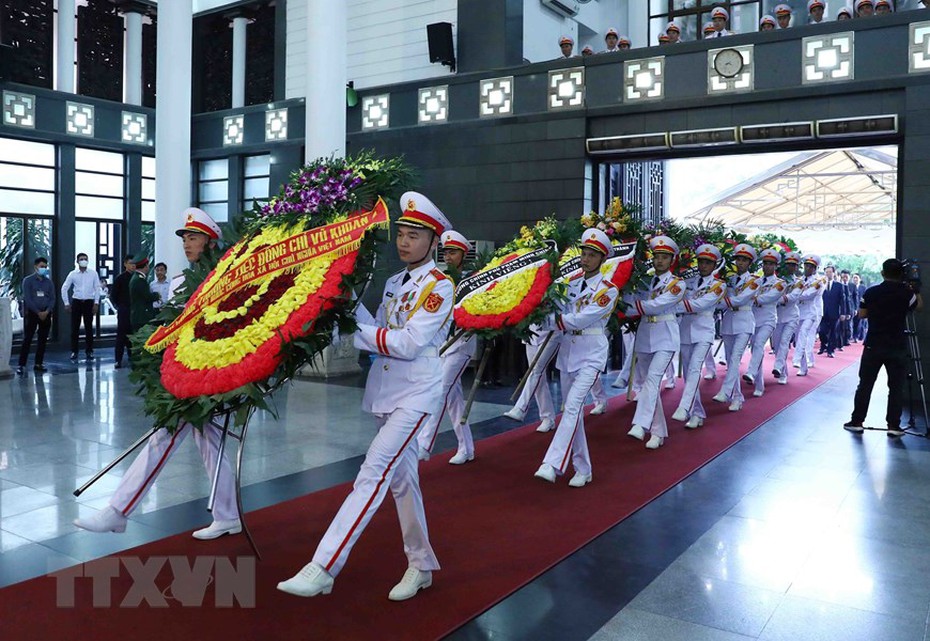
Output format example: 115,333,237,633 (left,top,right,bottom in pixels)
456,240,556,302
145,197,389,352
